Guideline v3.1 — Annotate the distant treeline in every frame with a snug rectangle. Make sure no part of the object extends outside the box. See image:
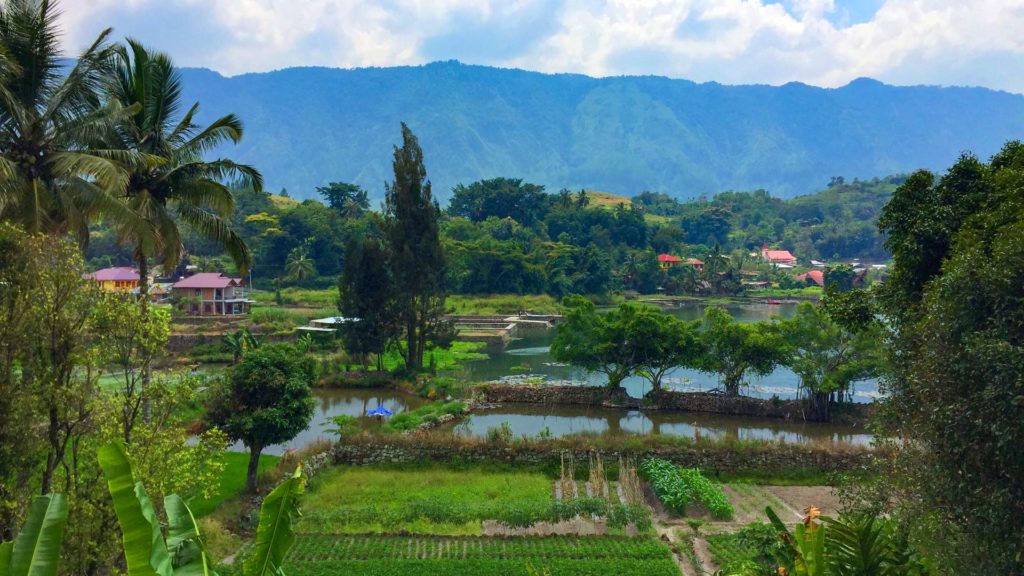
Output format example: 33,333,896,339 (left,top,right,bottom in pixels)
86,175,901,295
